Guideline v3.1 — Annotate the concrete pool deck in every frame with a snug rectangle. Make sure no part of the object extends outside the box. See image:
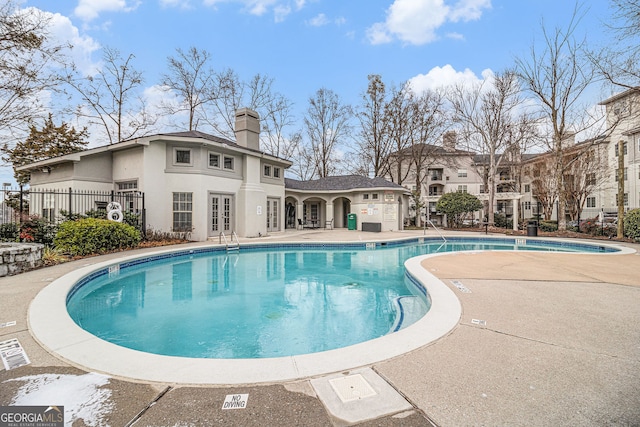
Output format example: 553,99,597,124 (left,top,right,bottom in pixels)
1,228,639,426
